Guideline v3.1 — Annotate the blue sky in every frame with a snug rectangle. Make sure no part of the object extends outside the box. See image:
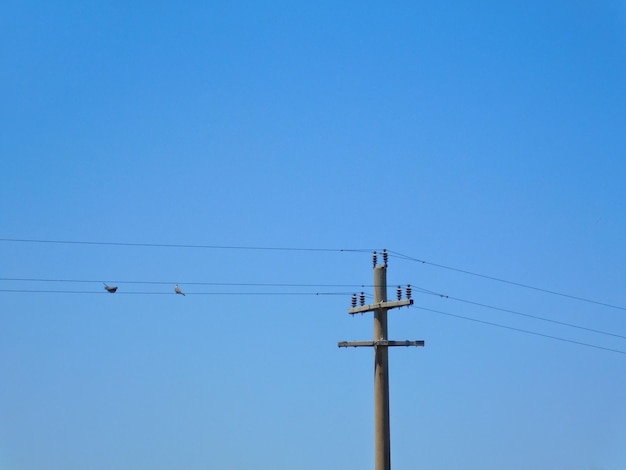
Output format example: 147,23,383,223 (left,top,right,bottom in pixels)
1,1,625,469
